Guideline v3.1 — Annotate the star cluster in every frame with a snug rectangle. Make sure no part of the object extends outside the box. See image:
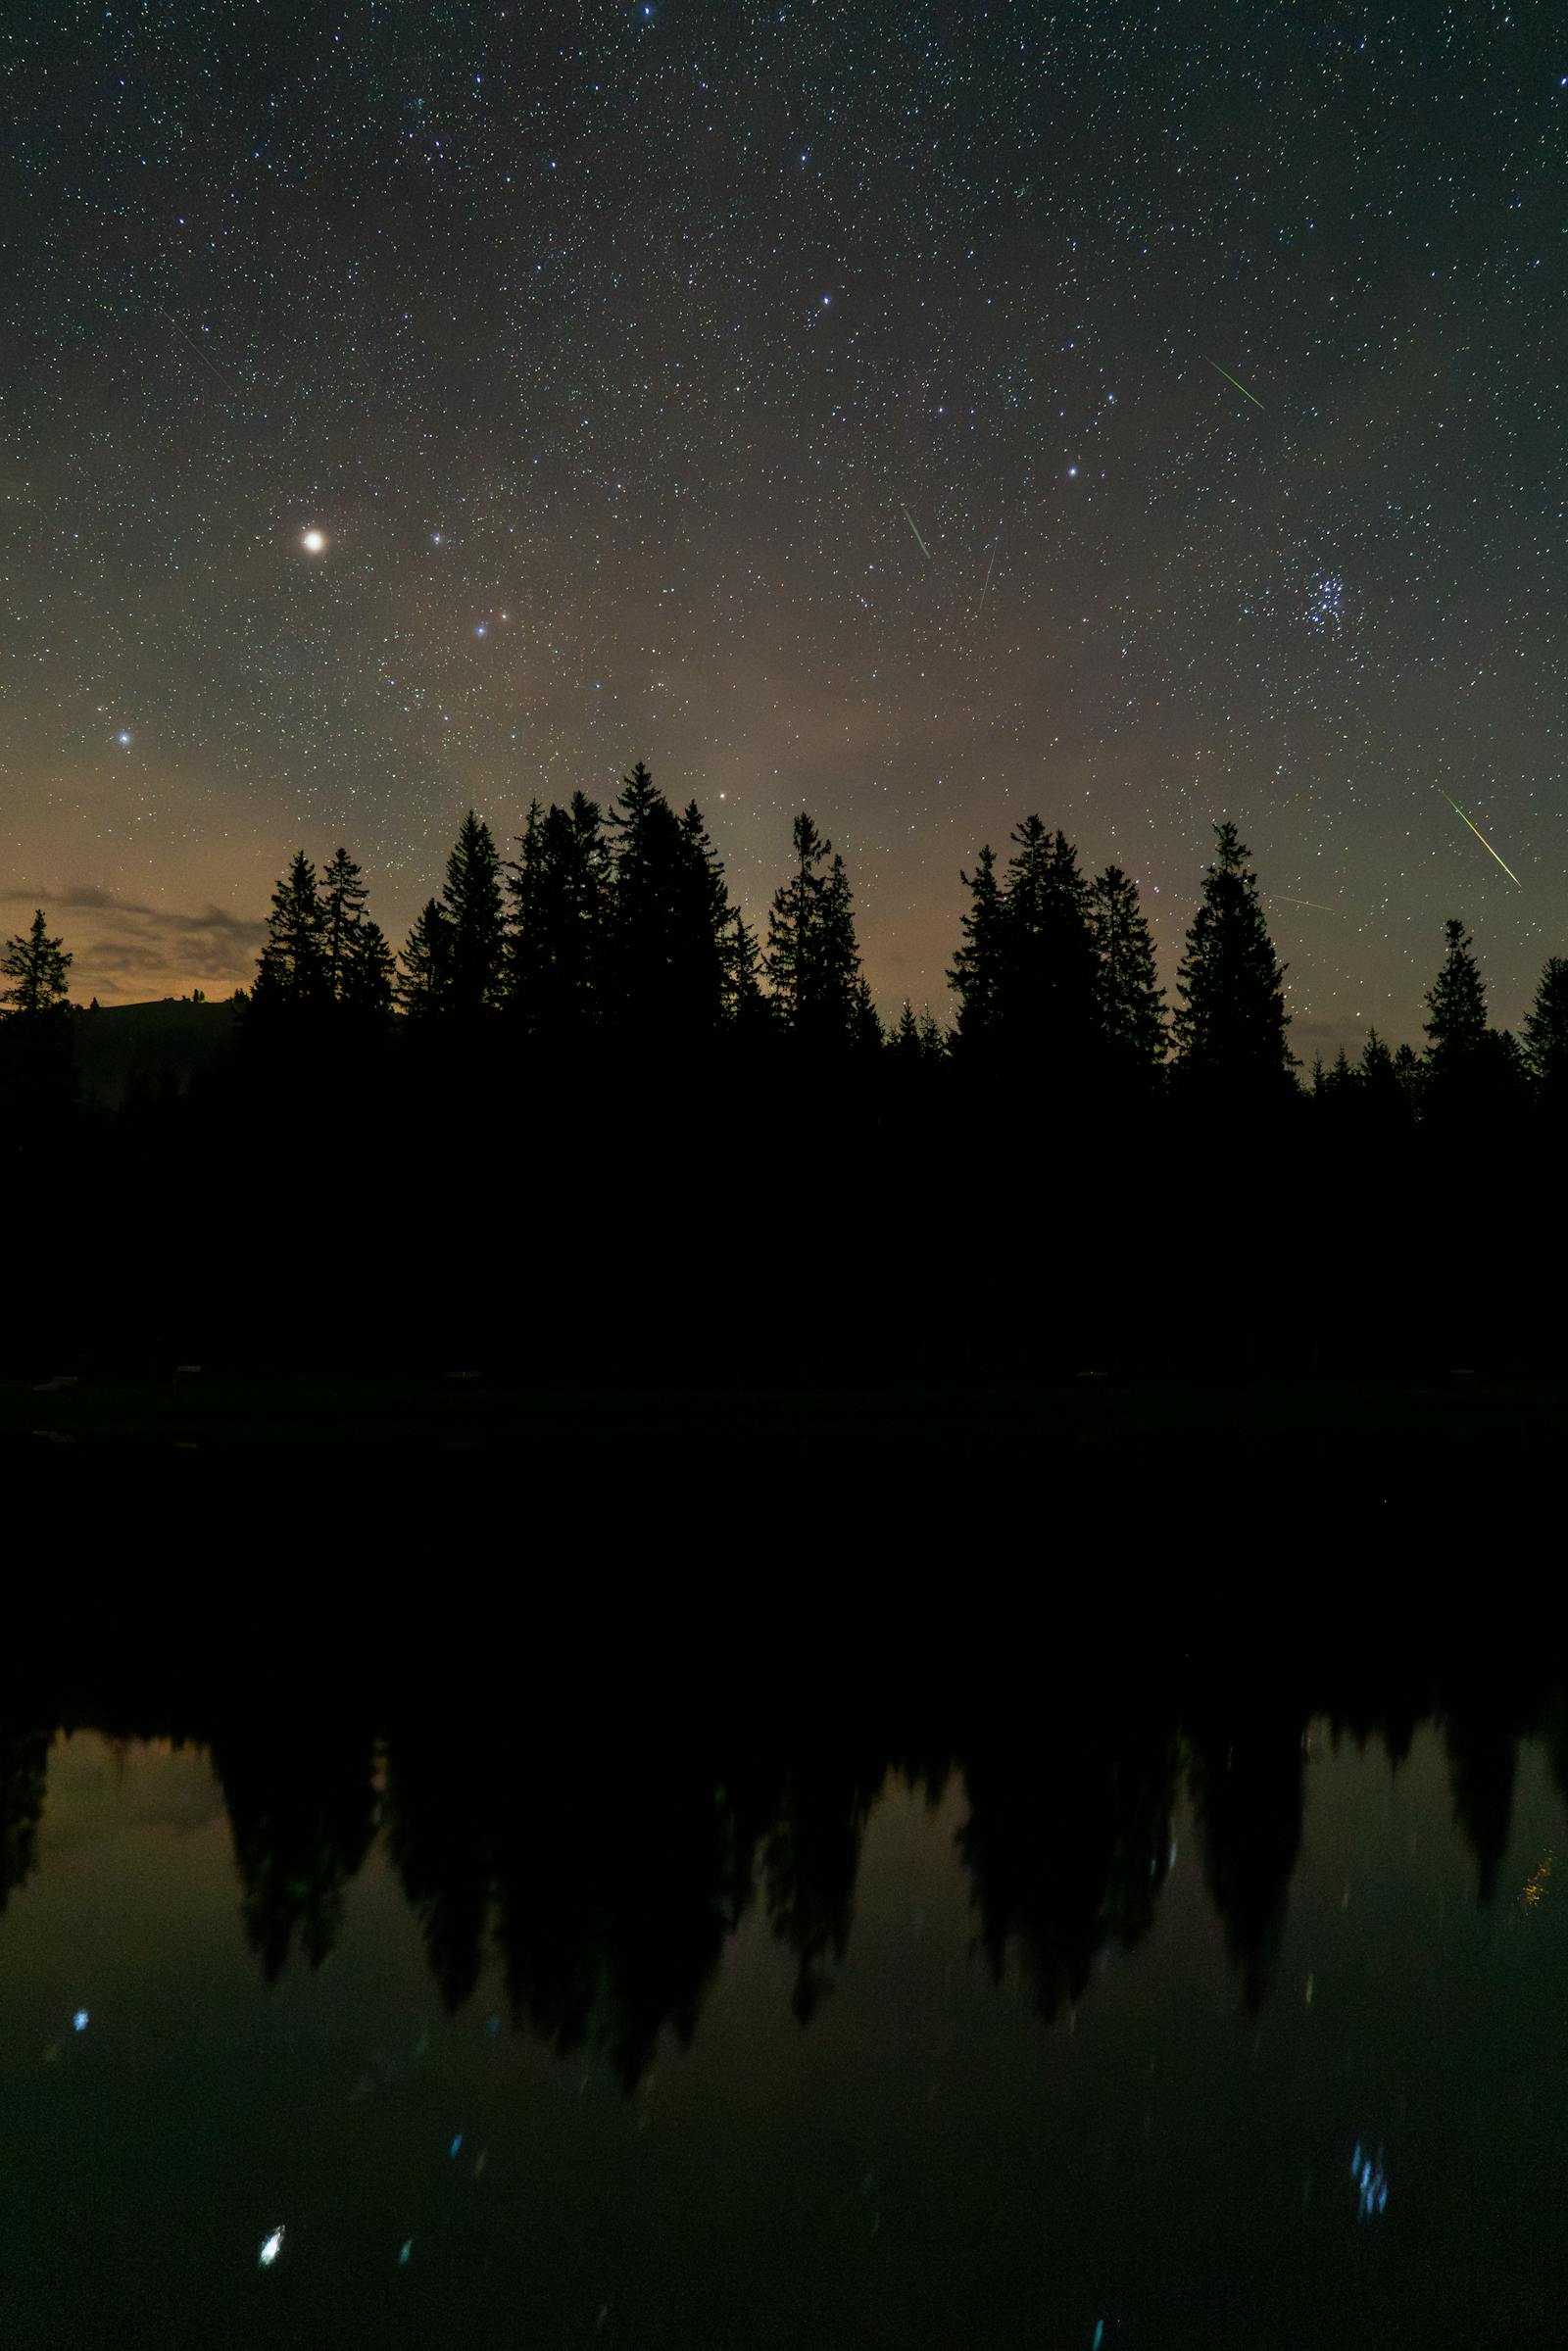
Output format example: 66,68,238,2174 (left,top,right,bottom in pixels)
2,0,1562,1048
